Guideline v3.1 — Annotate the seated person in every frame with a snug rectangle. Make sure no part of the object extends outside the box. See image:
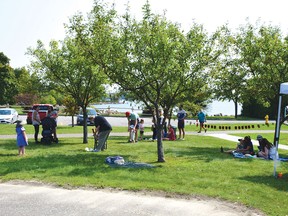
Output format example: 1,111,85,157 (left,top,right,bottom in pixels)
163,124,176,141
257,137,274,159
224,136,254,155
